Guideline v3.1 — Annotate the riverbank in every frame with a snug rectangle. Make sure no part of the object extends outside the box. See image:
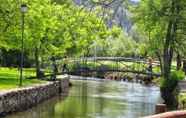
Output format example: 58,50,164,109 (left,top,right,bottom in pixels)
0,67,44,90
0,77,69,116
